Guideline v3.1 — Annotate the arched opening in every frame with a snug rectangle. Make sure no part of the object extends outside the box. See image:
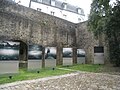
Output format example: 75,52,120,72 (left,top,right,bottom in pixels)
0,39,28,74
7,40,28,68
